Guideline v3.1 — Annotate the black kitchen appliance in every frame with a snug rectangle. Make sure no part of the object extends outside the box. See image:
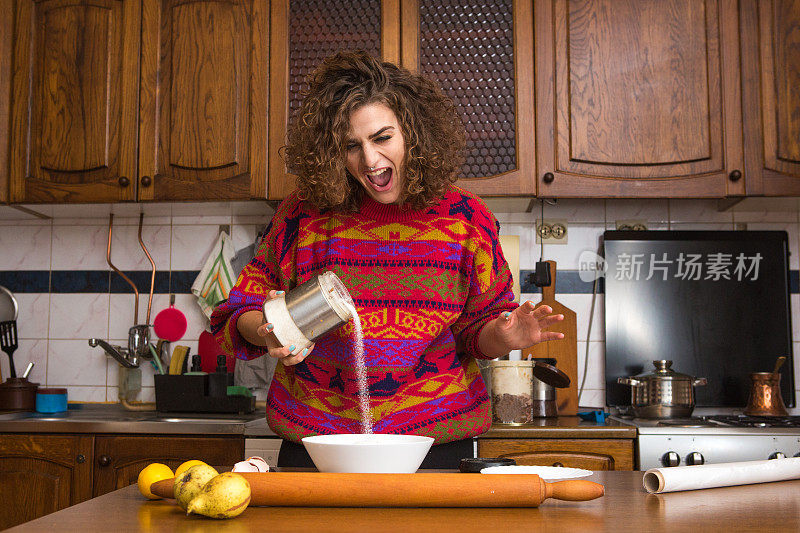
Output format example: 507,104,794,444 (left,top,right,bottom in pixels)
603,230,794,410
